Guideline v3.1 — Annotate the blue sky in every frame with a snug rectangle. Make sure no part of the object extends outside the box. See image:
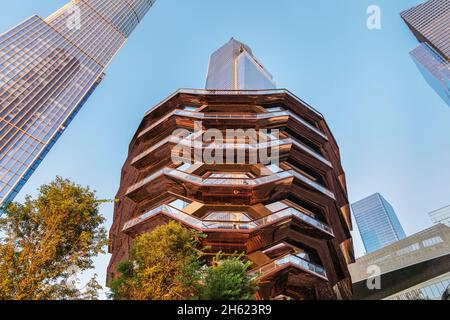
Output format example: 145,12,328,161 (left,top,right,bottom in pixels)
1,0,449,294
